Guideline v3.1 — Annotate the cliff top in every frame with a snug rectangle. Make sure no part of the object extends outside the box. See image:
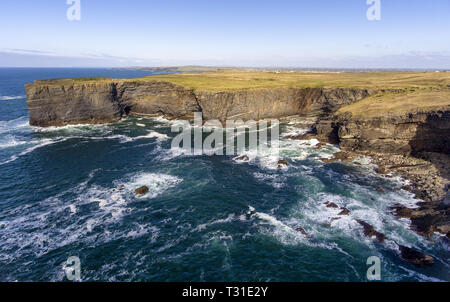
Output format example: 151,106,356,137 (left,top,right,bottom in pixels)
337,88,450,118
31,70,450,91
28,70,450,117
